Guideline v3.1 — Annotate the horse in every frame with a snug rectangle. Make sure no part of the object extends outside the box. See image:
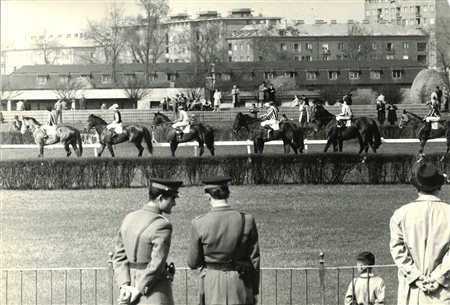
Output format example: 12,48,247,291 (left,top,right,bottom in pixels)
85,114,153,157
152,112,215,157
399,110,450,158
310,103,382,153
232,112,304,154
20,116,83,157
